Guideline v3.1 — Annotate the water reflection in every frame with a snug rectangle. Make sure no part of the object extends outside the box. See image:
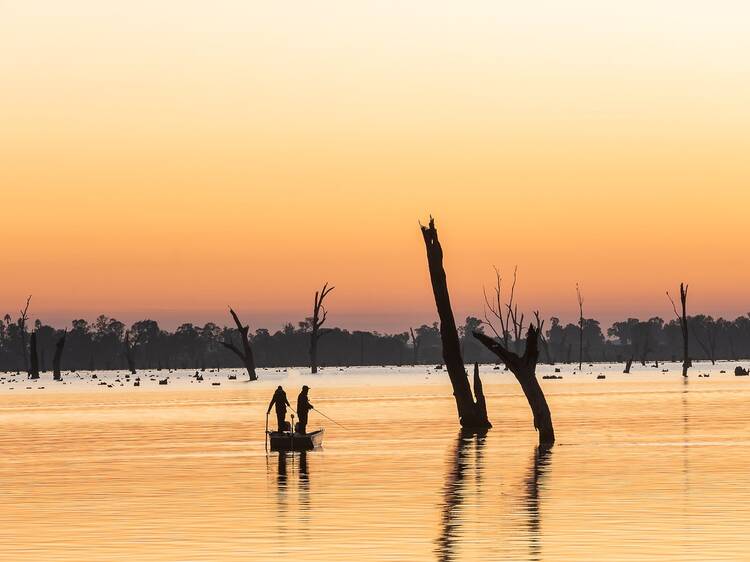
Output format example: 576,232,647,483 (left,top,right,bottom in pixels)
436,430,486,562
299,451,311,520
436,432,553,562
275,451,311,521
525,446,552,562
